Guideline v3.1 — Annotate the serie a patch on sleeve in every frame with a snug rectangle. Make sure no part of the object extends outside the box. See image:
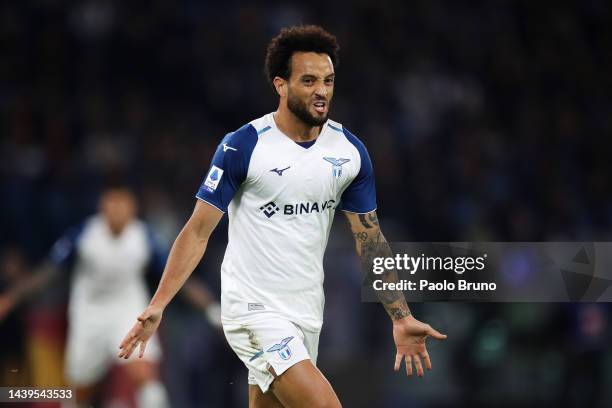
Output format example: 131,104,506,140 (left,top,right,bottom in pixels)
203,165,224,192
